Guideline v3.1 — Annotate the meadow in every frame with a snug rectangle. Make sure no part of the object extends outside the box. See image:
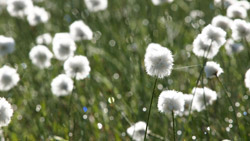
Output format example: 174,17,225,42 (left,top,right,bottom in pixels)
0,0,250,140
